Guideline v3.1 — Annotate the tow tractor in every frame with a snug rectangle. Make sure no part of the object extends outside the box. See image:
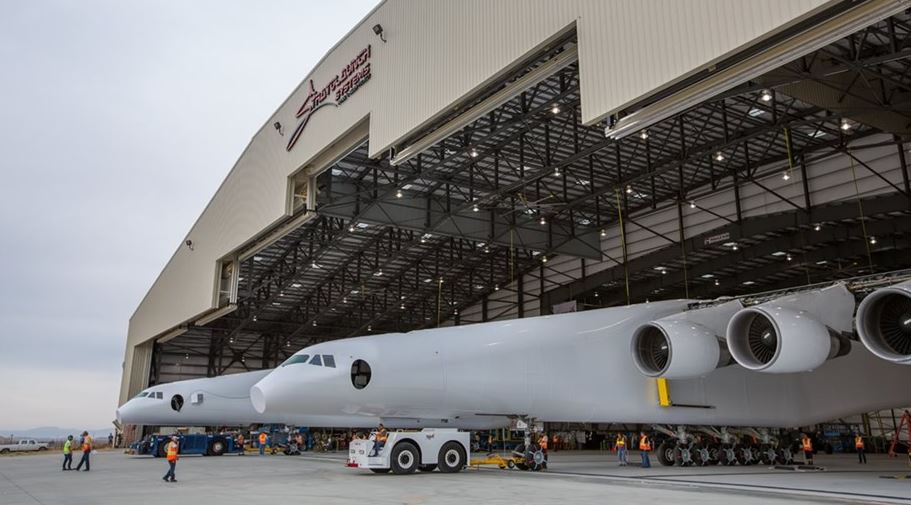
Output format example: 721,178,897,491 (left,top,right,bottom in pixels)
348,429,470,474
